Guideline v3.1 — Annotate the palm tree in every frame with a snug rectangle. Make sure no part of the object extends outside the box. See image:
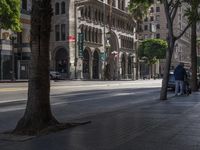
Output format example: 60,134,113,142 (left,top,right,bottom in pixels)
128,0,153,79
185,0,200,91
12,0,59,135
